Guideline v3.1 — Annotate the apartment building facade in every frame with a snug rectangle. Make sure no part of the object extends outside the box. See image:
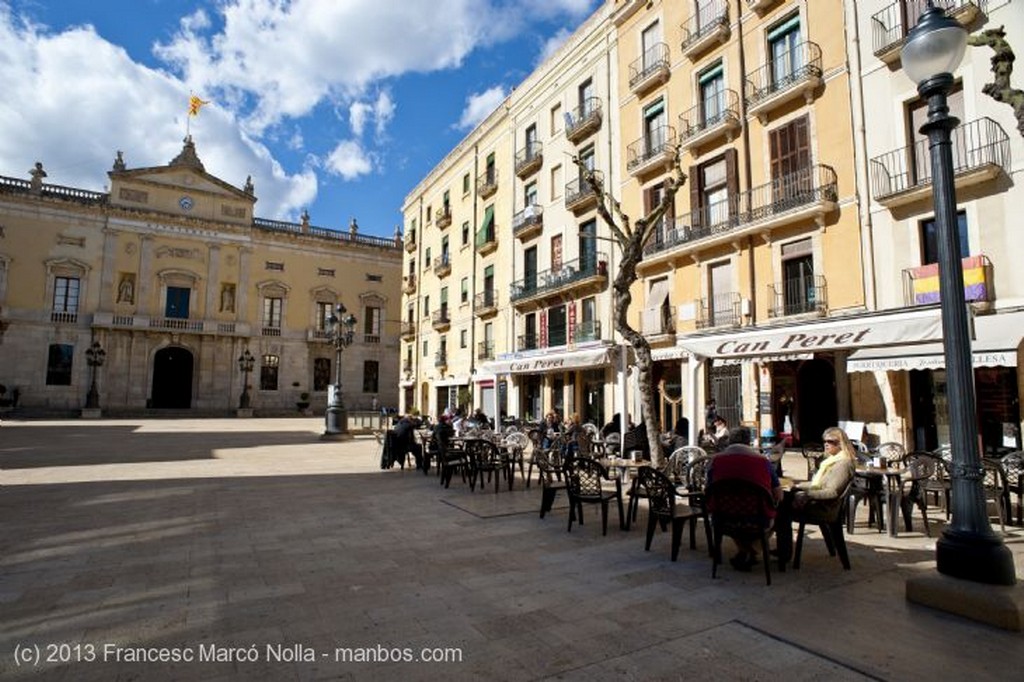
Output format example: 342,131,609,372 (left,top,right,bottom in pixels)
847,0,1023,453
0,138,403,415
